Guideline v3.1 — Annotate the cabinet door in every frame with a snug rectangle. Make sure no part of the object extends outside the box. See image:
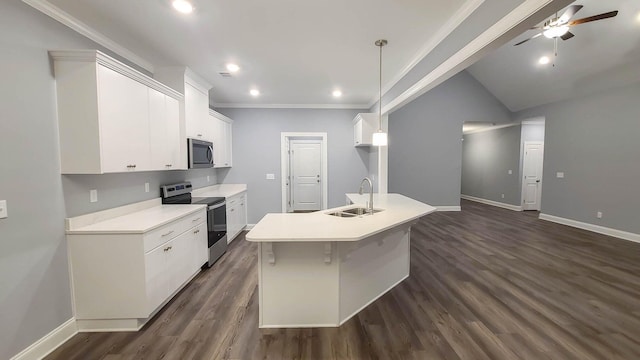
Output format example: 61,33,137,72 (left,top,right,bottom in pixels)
191,222,208,270
239,195,247,229
185,82,206,140
353,119,363,146
211,115,225,168
145,244,168,315
98,65,150,172
226,202,238,241
166,230,196,296
149,91,181,170
223,120,233,167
